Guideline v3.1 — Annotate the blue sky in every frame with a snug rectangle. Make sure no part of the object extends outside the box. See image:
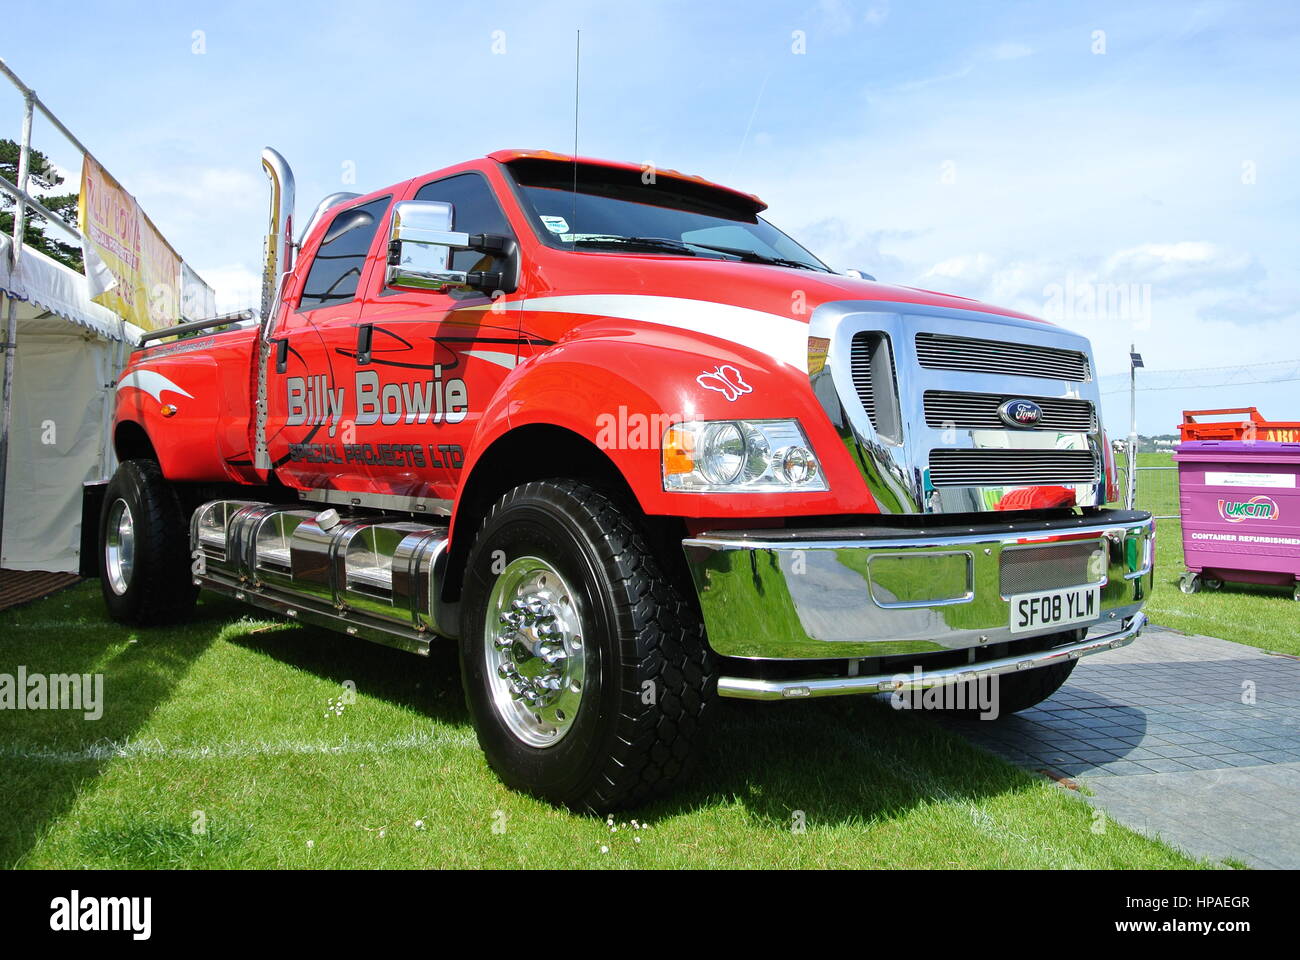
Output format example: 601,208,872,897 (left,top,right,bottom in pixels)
5,0,1298,432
